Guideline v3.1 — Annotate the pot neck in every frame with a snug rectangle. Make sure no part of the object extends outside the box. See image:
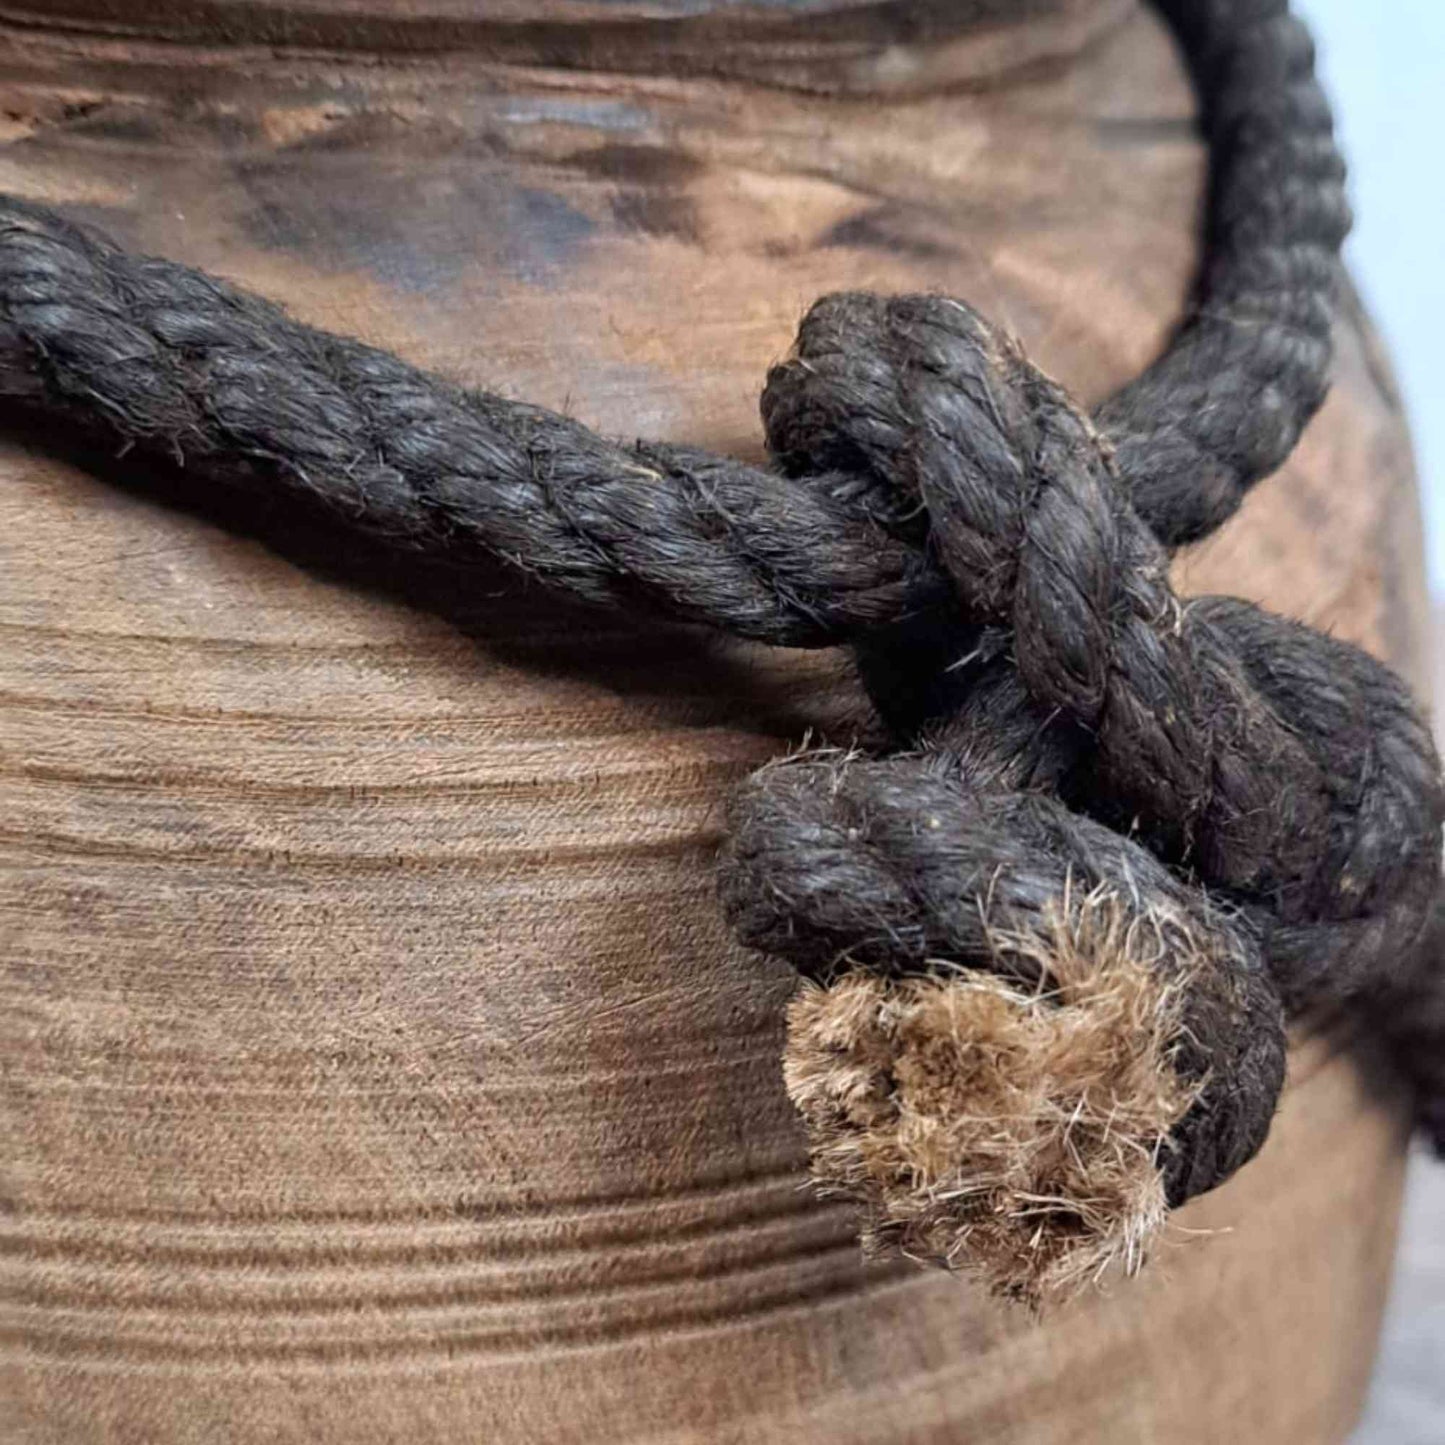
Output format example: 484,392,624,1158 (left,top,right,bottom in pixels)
0,0,1135,94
